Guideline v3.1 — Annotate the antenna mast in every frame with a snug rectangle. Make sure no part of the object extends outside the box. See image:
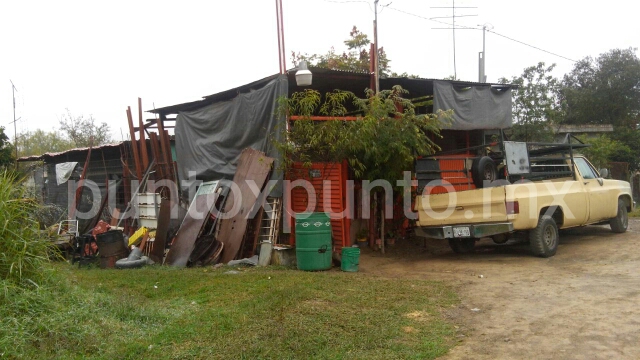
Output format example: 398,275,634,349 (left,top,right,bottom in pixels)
431,1,477,80
10,80,19,166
